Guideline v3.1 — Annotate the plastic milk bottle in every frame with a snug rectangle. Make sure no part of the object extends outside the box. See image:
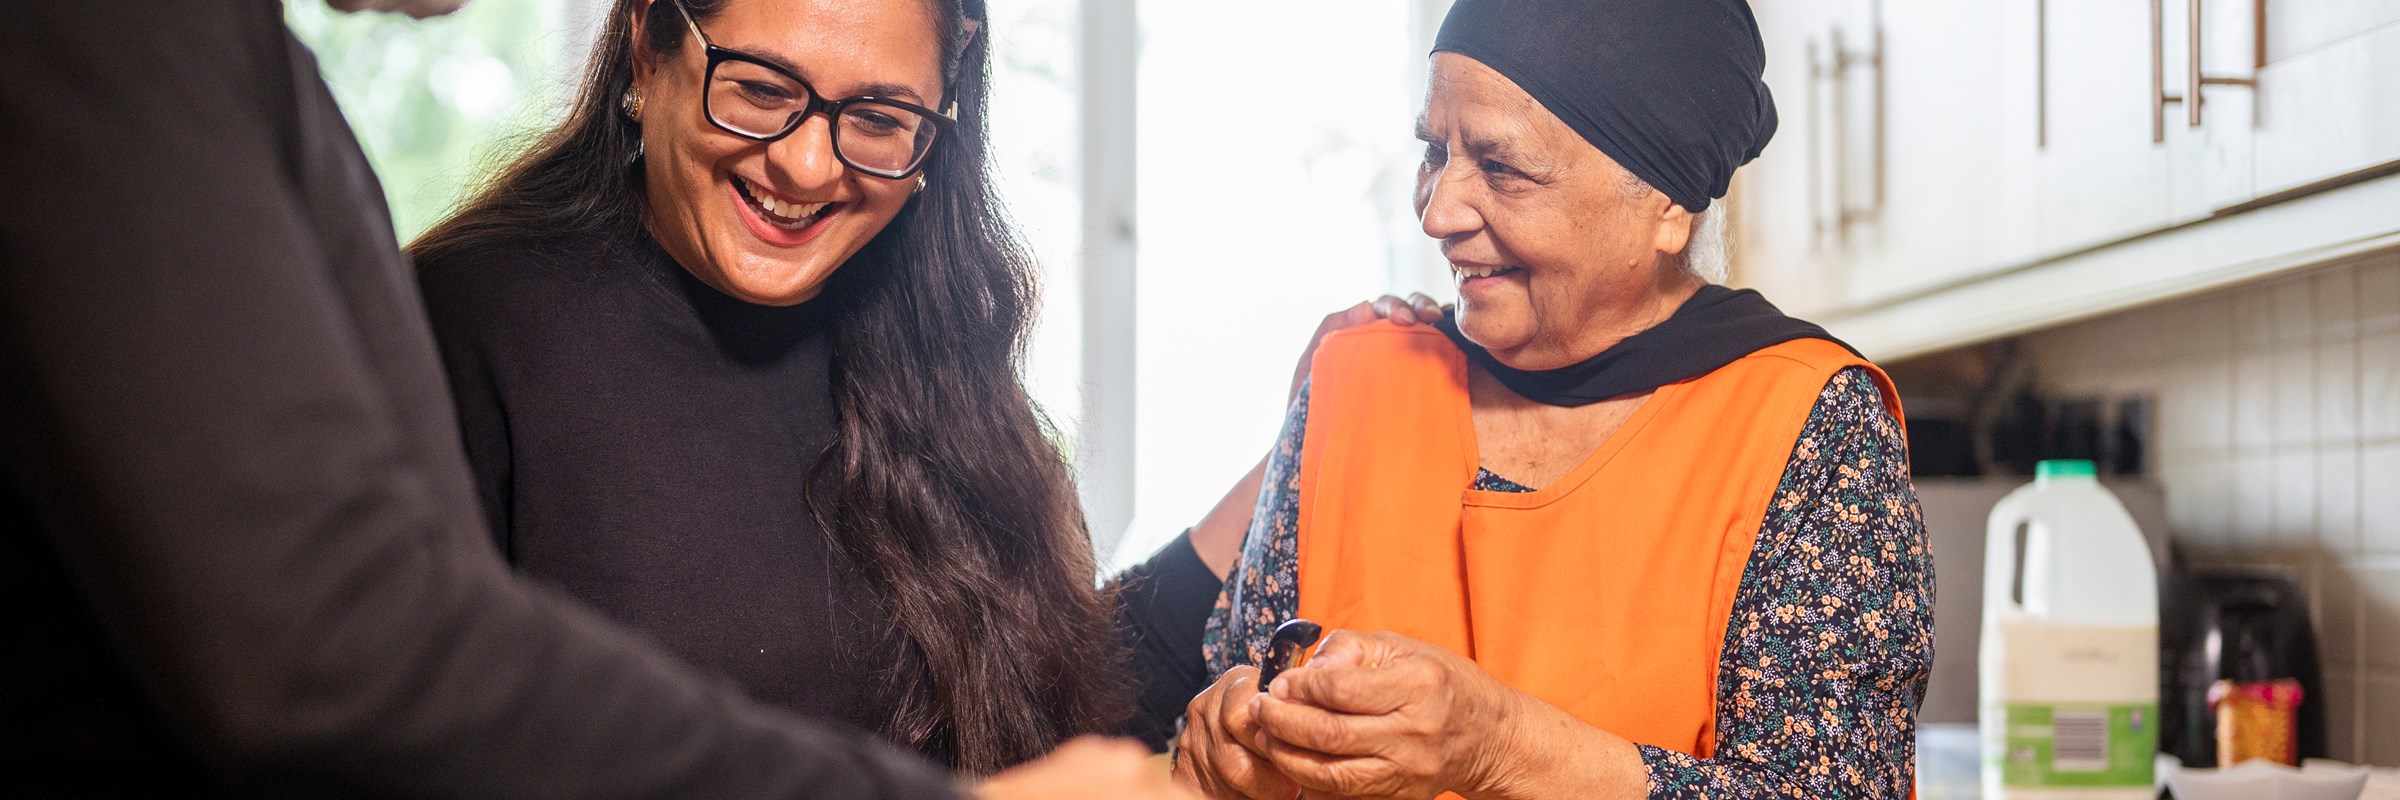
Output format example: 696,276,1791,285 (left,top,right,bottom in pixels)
1980,460,2160,799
